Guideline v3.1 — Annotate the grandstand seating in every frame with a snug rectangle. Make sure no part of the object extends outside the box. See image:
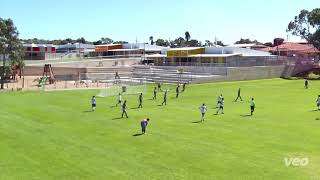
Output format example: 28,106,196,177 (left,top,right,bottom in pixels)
81,65,221,84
